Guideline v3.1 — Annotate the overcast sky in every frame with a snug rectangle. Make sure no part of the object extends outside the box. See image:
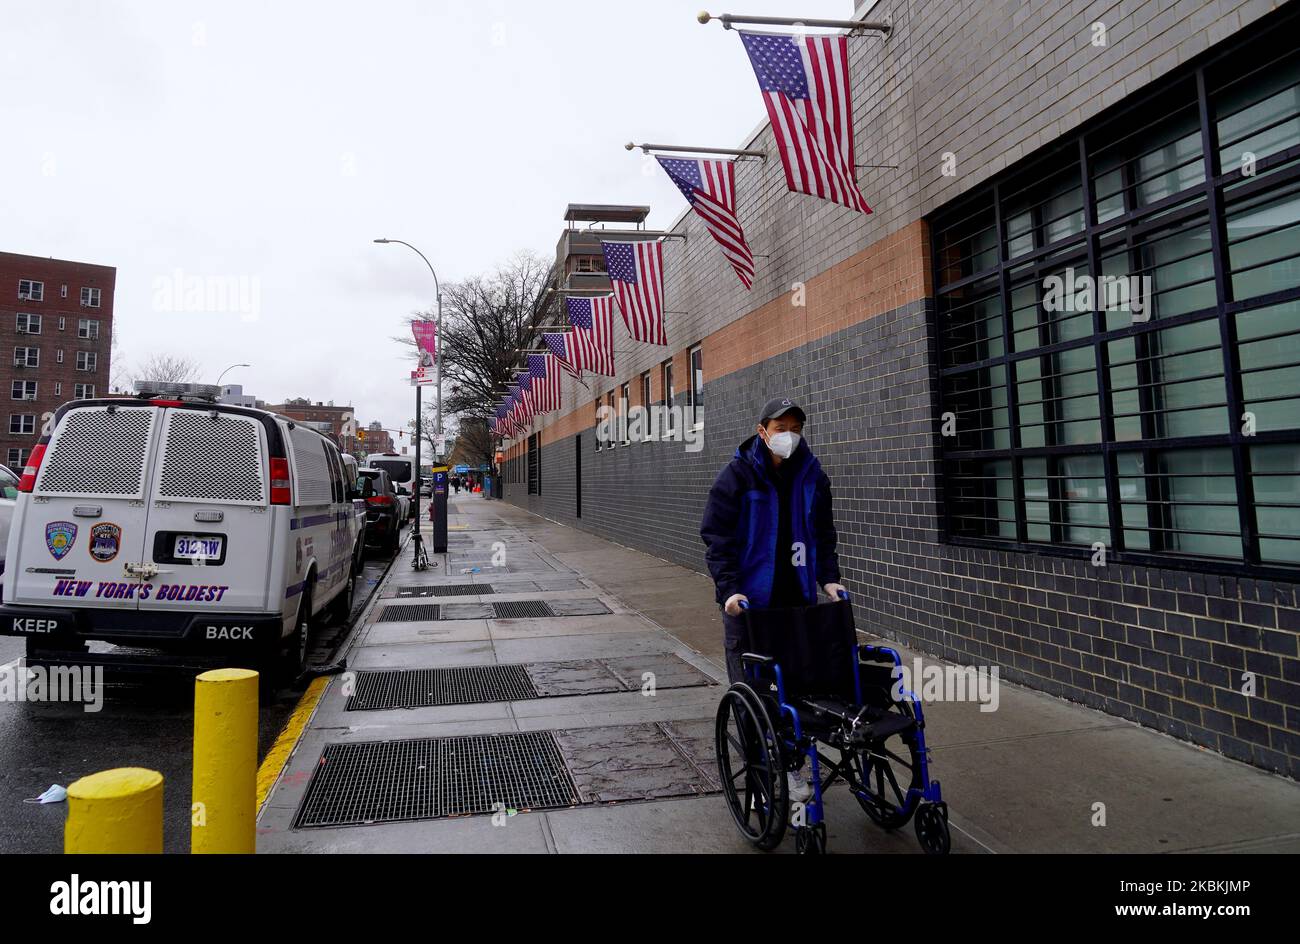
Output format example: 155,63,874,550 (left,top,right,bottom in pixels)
1,0,852,436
